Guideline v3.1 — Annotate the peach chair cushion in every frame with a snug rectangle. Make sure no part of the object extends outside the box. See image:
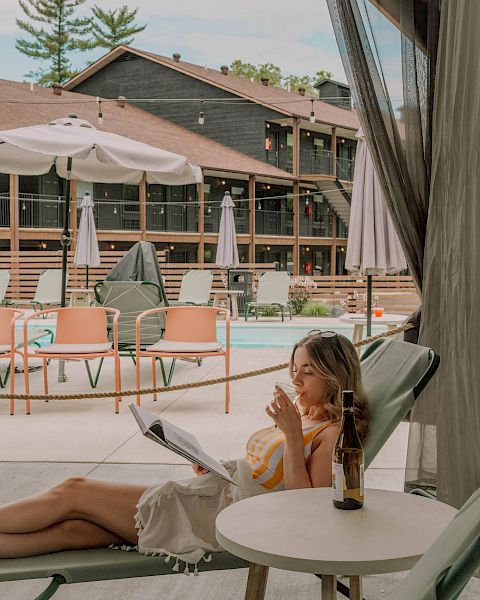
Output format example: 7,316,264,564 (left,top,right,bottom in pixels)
146,340,222,353
35,343,112,354
54,307,109,345
0,345,12,354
